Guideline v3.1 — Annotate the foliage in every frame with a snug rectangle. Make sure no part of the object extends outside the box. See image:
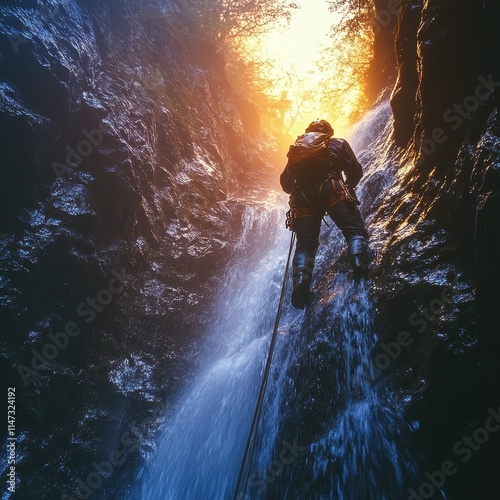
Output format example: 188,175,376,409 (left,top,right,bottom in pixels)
317,30,374,124
134,0,377,149
315,0,376,124
326,0,376,43
184,0,299,45
221,0,377,143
